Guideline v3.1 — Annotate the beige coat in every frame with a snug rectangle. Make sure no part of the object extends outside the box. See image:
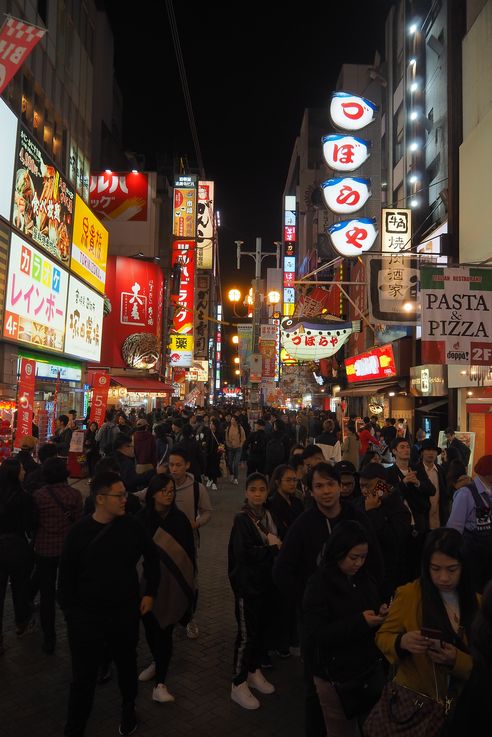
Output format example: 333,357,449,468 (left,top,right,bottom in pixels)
341,432,360,469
